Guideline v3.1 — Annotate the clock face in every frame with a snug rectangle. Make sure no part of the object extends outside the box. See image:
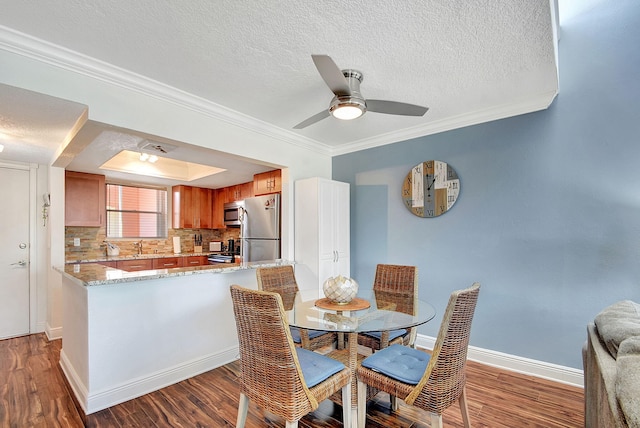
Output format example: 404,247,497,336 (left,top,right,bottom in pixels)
402,160,460,218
